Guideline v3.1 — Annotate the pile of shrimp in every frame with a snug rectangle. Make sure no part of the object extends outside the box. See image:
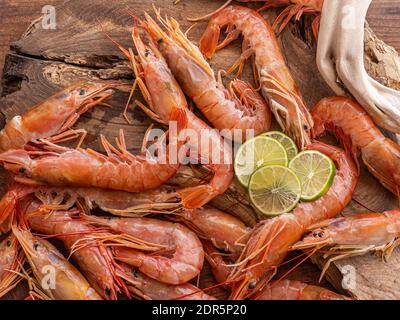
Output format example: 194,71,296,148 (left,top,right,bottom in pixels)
0,1,399,301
